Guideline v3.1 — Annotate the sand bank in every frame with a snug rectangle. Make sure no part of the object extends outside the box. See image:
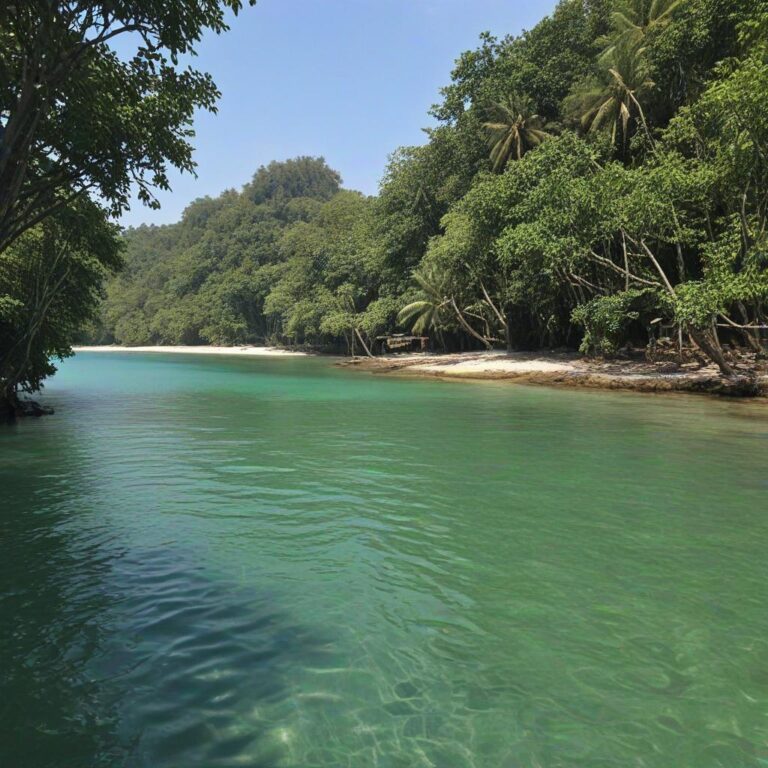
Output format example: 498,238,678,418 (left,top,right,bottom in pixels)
340,350,768,397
